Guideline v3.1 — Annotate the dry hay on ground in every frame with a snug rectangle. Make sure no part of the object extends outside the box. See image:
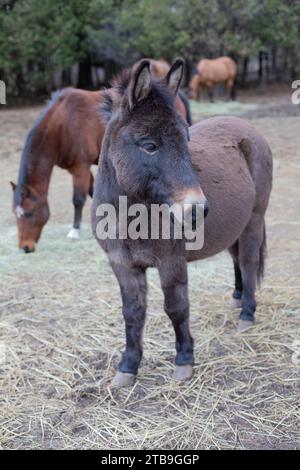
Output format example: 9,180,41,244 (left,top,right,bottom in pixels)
0,91,299,449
